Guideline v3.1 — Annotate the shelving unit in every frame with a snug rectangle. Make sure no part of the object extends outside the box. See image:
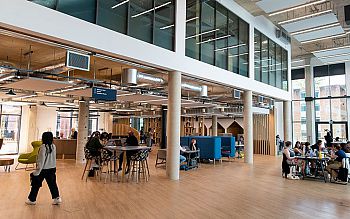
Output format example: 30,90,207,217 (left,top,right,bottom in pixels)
143,117,162,145
183,116,195,136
